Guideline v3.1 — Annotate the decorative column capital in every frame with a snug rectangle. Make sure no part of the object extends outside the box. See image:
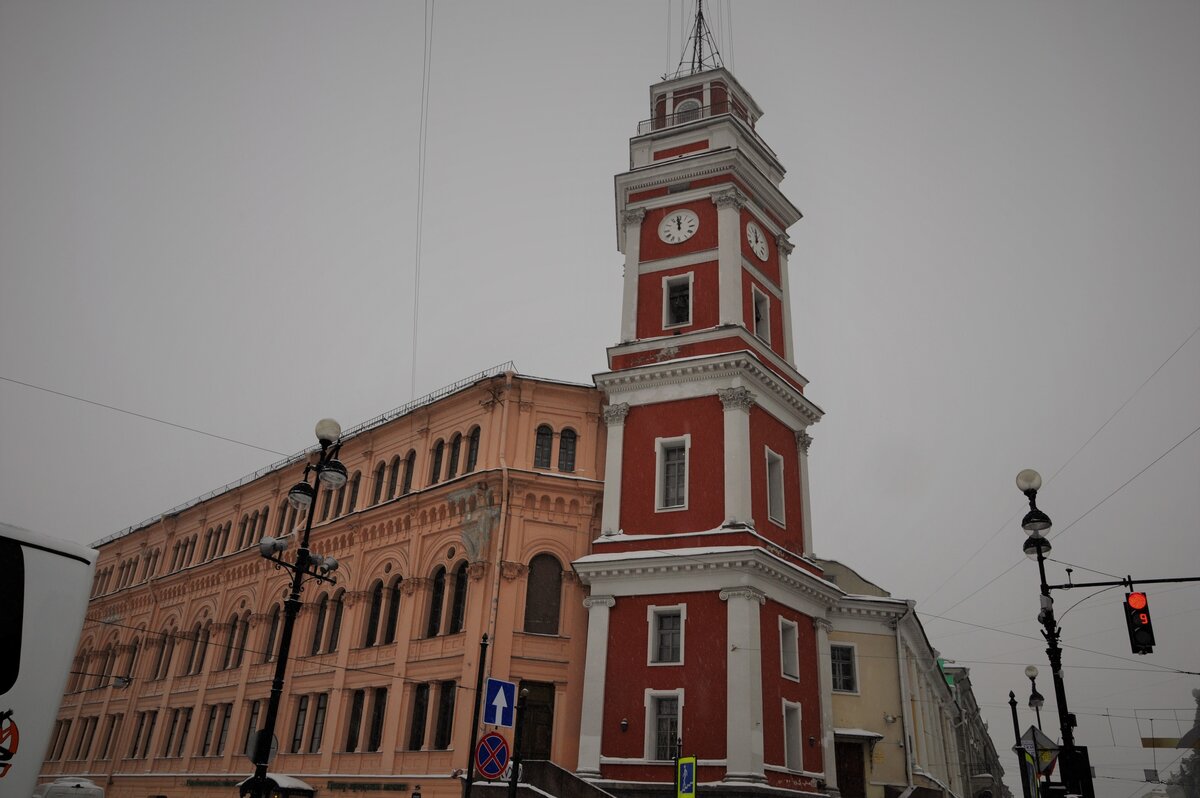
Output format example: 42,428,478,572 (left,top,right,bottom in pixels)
719,586,766,605
813,617,834,633
776,233,795,256
583,595,616,609
712,187,748,211
602,403,630,426
467,561,487,581
796,429,813,454
499,561,528,581
717,387,756,413
621,207,647,227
